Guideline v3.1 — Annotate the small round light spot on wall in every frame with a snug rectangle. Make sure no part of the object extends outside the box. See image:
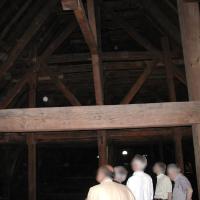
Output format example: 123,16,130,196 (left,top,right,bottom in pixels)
122,150,128,156
43,96,48,102
97,155,99,159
